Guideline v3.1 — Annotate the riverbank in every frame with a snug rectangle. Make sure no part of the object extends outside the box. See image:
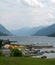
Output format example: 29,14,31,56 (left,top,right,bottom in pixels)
0,57,55,65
